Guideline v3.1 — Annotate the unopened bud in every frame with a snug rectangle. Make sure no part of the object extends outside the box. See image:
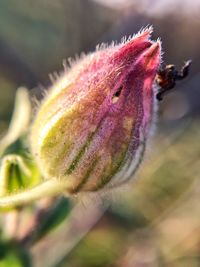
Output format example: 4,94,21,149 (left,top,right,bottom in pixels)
31,27,161,193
